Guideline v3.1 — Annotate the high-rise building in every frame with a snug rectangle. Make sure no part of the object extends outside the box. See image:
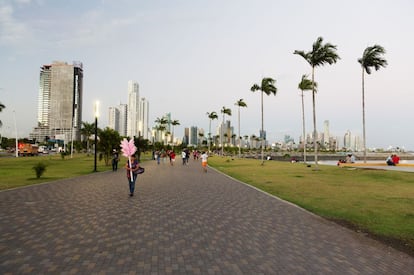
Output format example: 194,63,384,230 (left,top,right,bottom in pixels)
127,80,139,138
189,126,198,146
31,61,83,143
108,107,120,132
138,98,149,139
118,103,128,137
